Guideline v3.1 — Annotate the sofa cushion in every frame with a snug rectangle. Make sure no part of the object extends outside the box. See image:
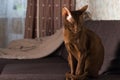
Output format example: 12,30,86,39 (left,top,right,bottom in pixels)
1,56,69,80
85,21,120,74
2,63,69,74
